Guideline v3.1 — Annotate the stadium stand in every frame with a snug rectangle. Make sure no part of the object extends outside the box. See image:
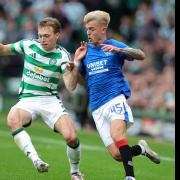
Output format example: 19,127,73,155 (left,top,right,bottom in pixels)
0,0,175,139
